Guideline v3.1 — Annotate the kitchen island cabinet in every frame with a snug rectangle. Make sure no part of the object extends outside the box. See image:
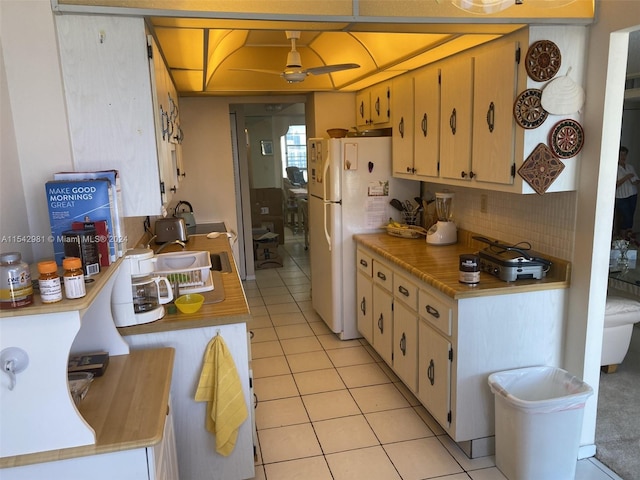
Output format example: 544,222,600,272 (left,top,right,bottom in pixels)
355,232,569,458
118,234,255,480
0,348,178,480
0,258,129,459
55,14,181,215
